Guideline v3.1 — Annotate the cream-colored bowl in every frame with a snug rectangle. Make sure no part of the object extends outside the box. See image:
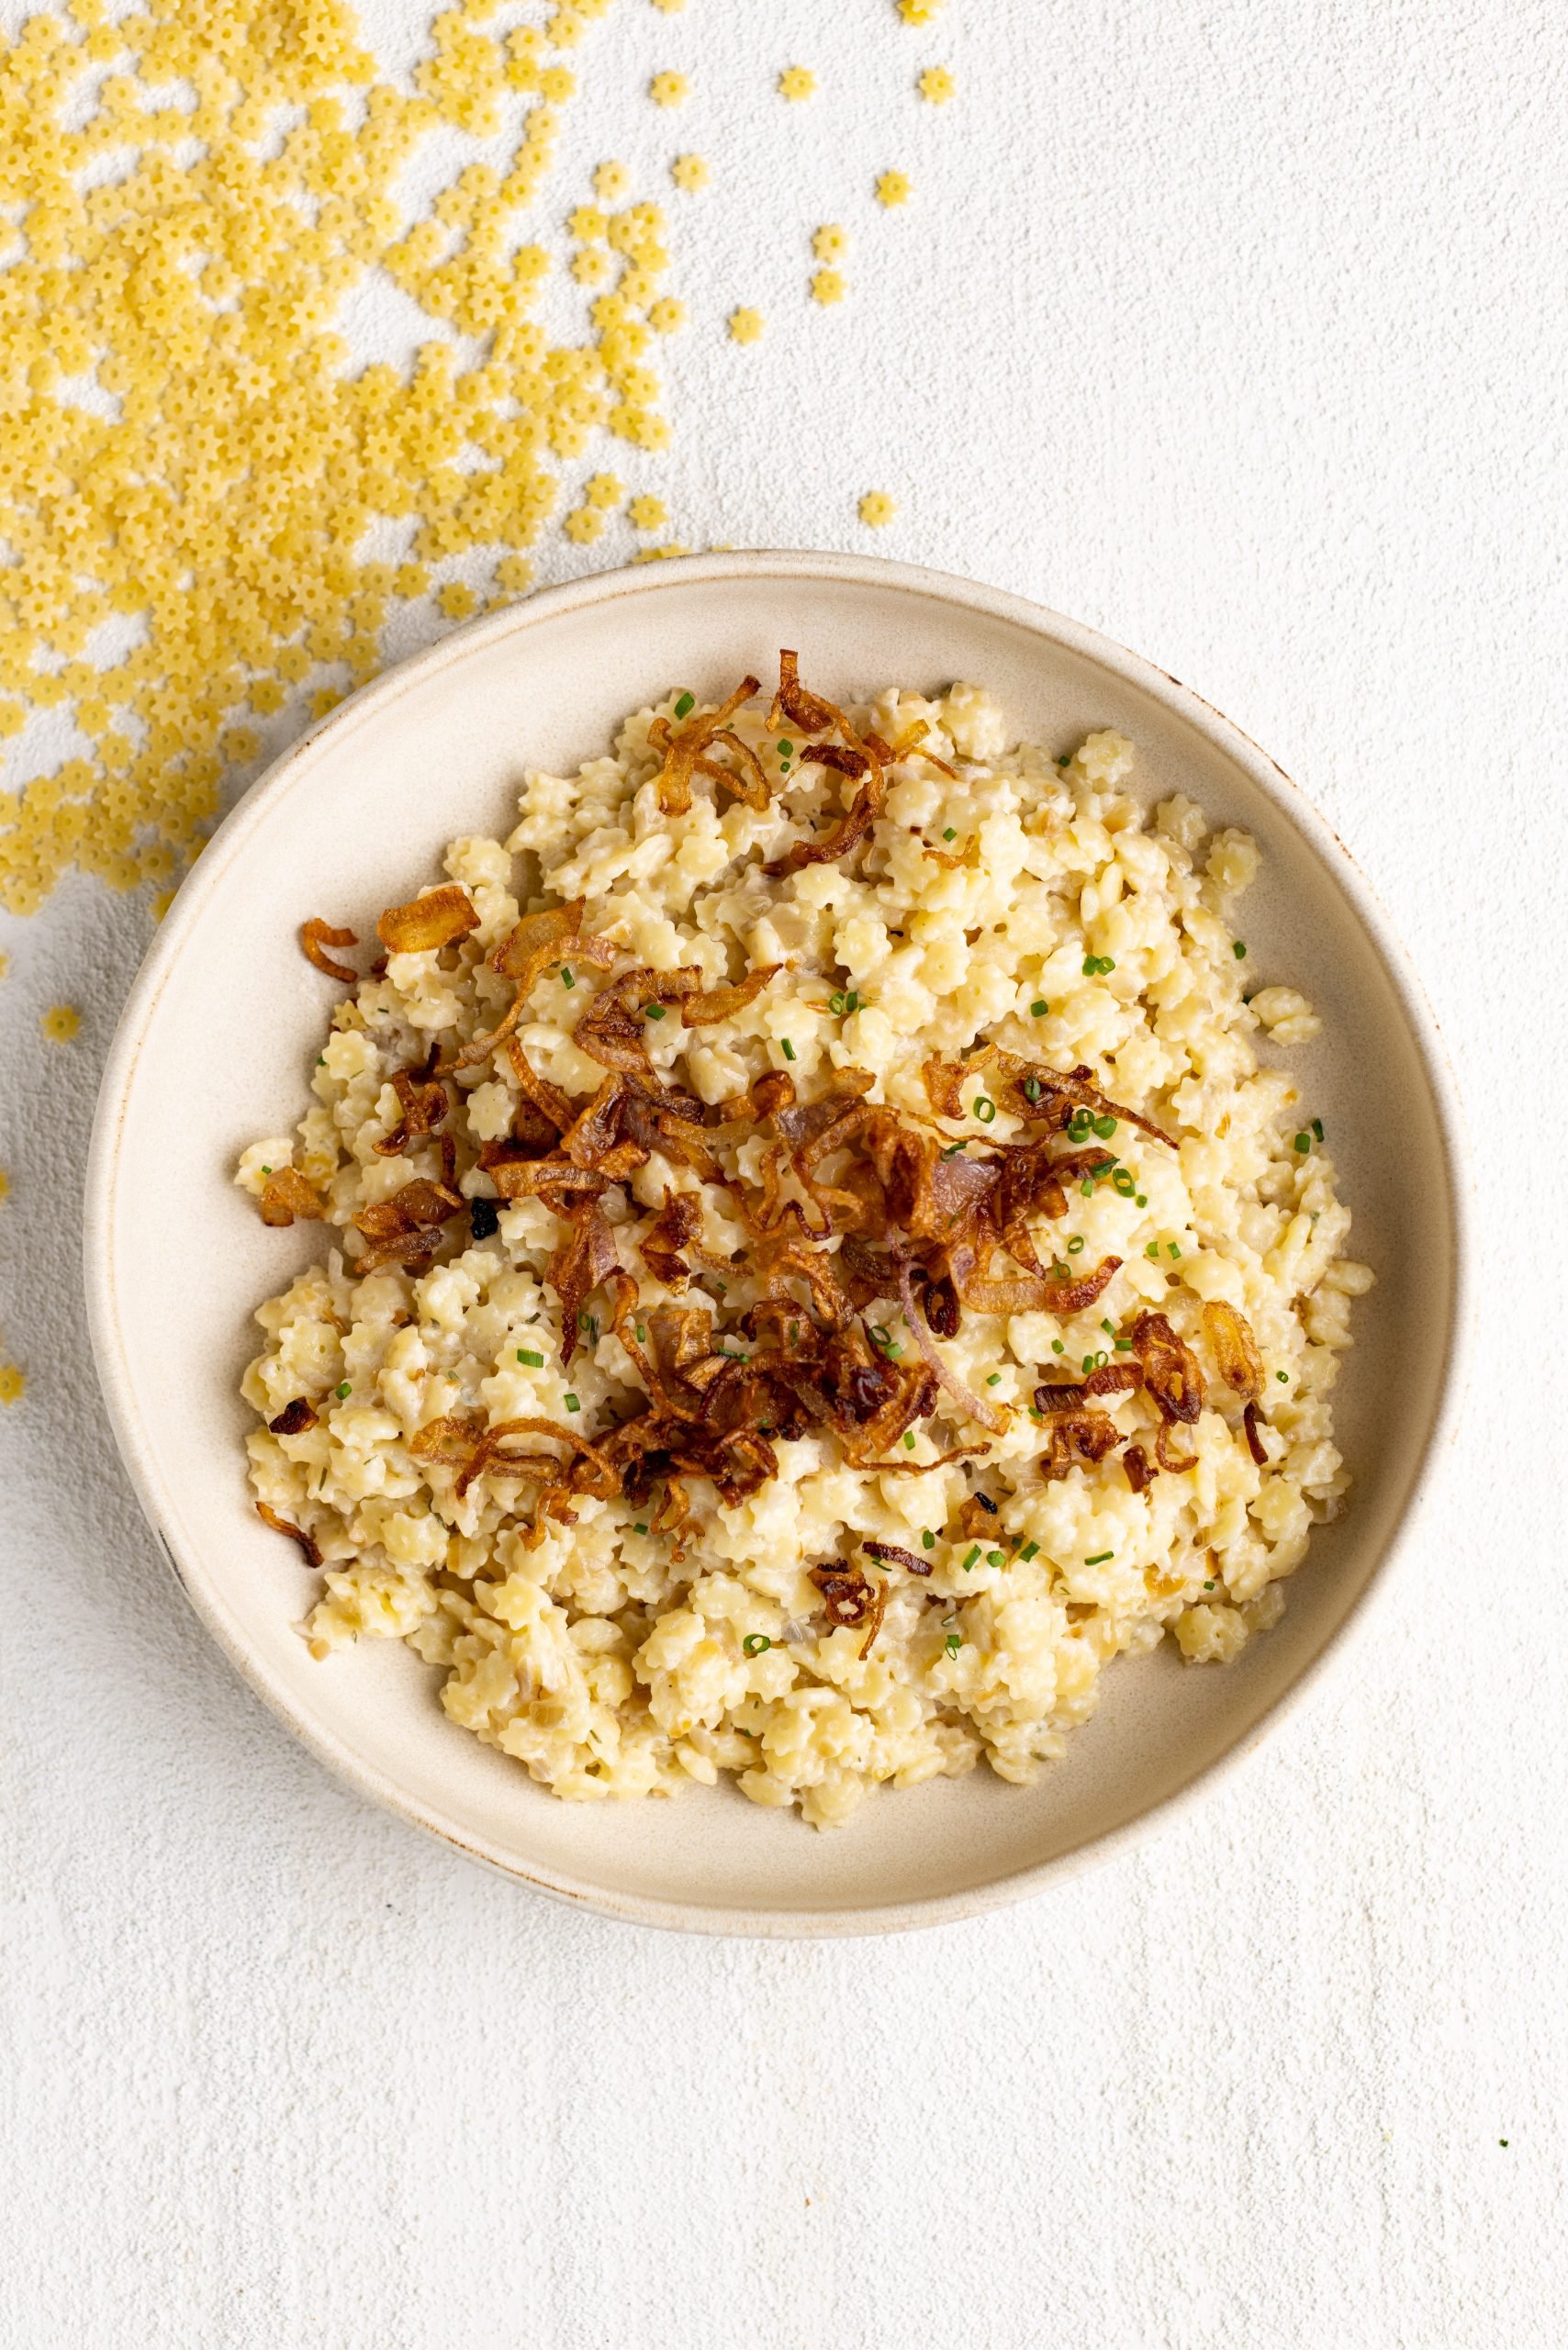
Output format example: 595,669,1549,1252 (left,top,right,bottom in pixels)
84,553,1470,1935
